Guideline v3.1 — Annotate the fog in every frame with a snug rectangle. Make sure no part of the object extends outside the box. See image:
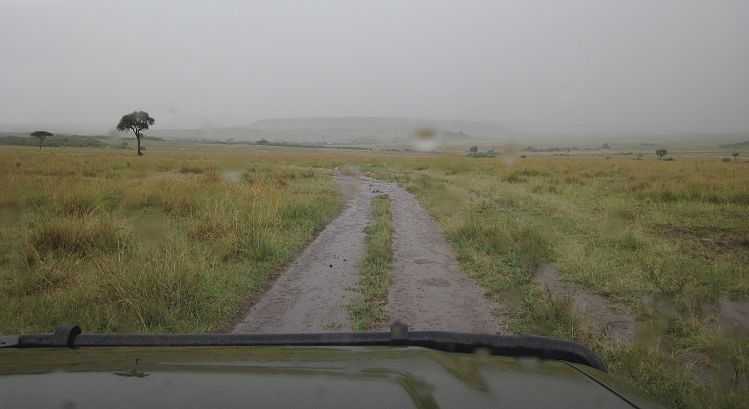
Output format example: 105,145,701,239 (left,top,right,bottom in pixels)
1,0,748,135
